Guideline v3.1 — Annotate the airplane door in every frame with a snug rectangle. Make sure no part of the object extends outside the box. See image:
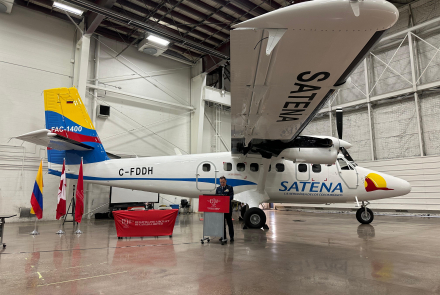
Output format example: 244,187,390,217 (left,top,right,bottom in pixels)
296,163,310,181
336,158,358,189
196,161,218,192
